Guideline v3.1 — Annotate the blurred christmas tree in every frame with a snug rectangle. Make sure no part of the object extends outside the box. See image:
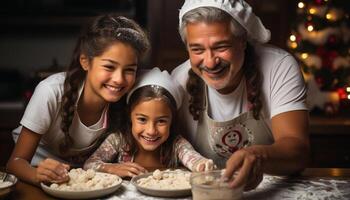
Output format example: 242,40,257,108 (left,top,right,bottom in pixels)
287,0,350,92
